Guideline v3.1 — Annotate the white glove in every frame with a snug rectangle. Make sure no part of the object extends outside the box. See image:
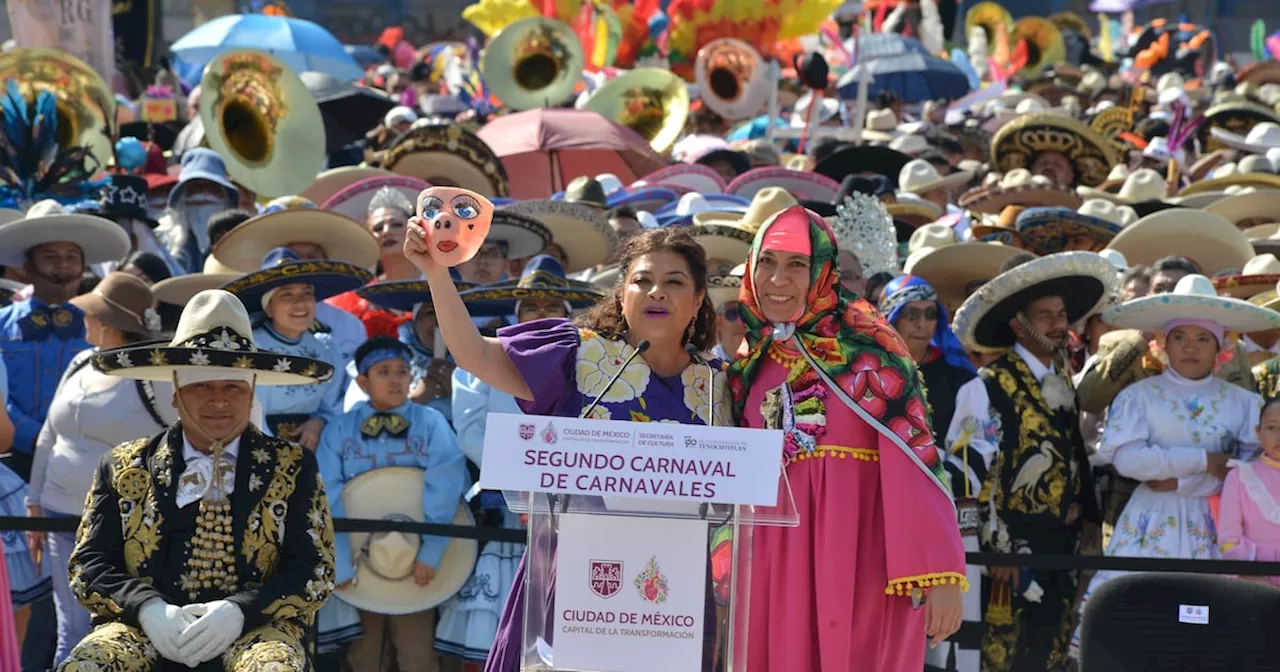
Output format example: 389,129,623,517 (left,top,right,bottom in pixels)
177,600,245,667
138,599,198,663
